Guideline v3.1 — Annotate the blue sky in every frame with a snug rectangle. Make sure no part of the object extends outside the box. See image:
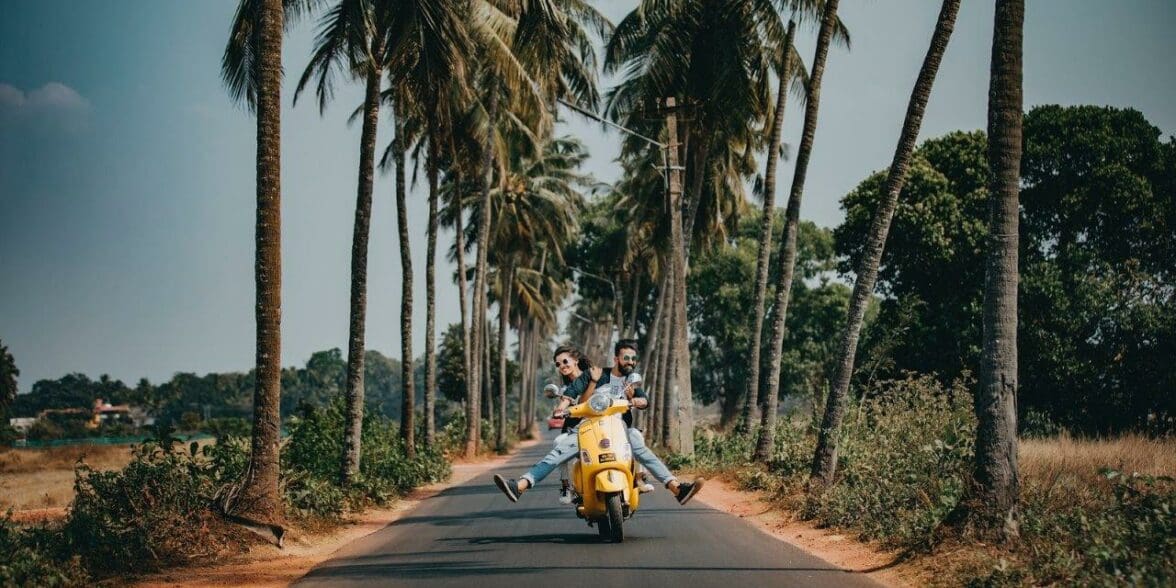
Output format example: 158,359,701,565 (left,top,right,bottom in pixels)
2,1,1174,391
